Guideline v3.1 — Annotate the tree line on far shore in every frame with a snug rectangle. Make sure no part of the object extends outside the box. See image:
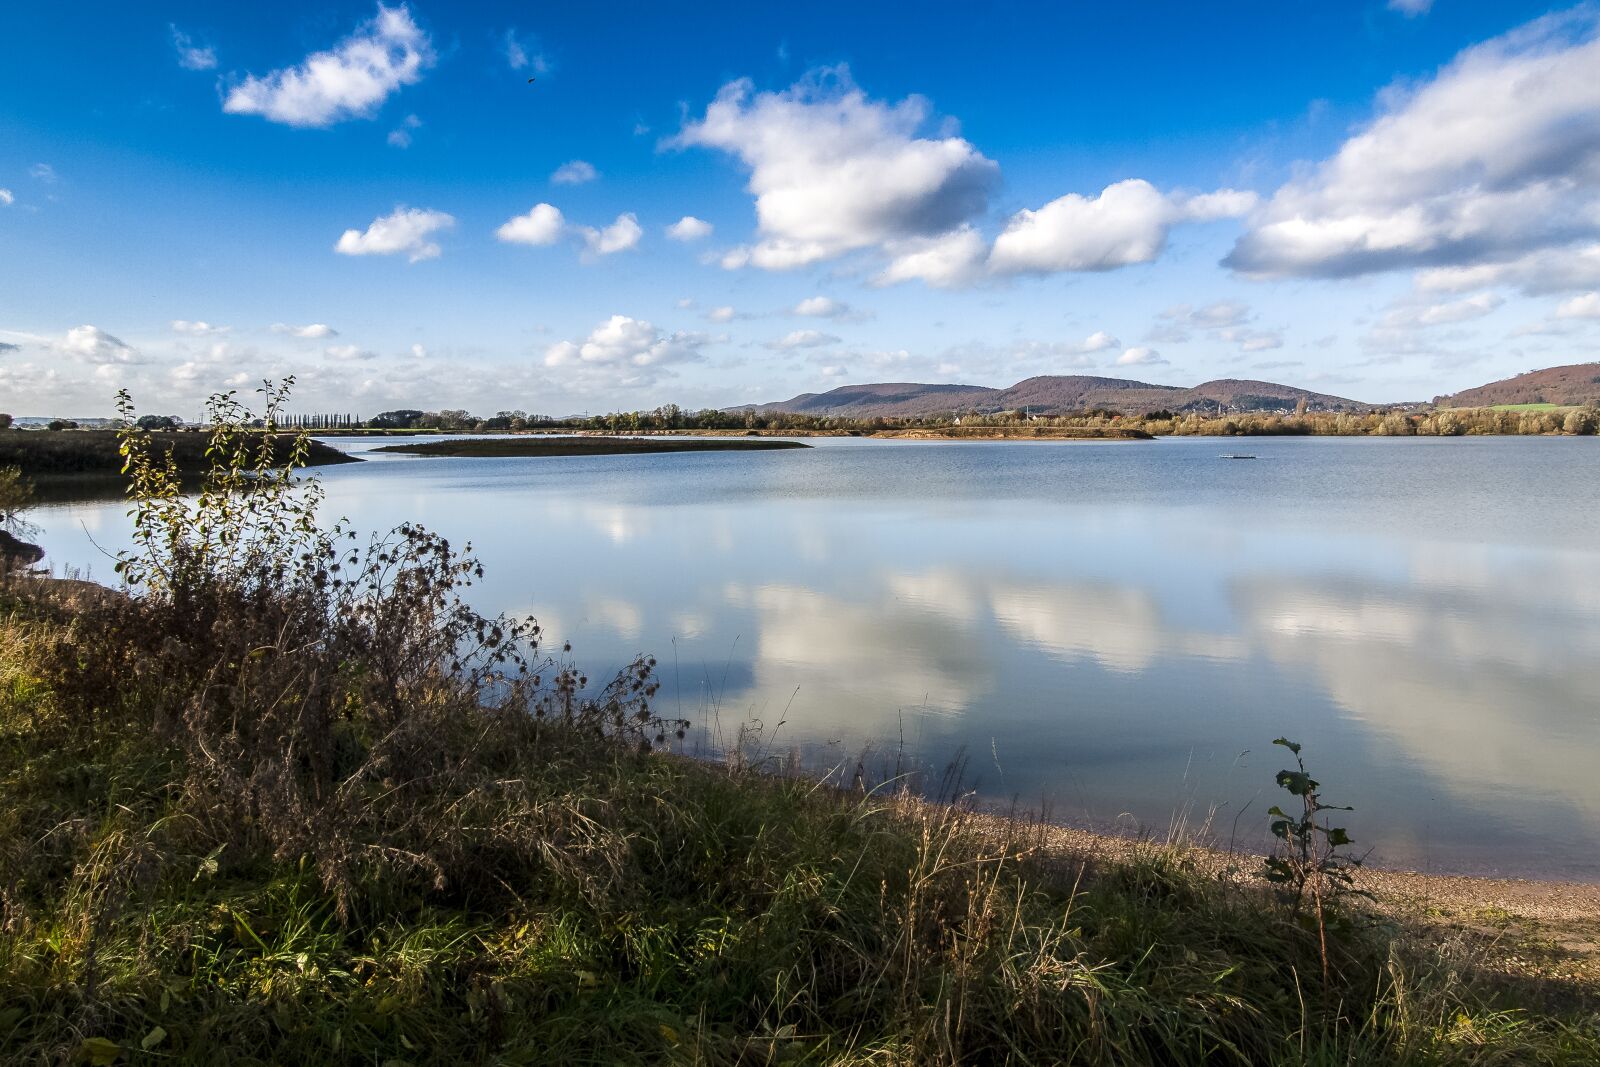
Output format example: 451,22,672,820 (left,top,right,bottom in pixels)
8,401,1600,437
